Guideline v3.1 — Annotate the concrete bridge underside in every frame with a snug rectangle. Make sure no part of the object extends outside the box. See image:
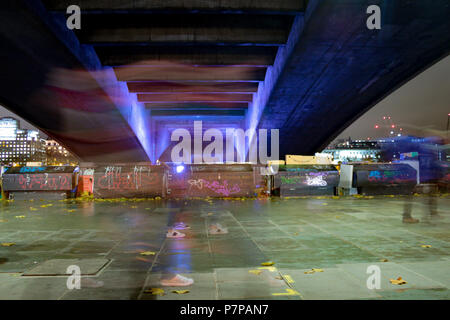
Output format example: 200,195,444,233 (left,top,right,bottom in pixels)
0,0,449,162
